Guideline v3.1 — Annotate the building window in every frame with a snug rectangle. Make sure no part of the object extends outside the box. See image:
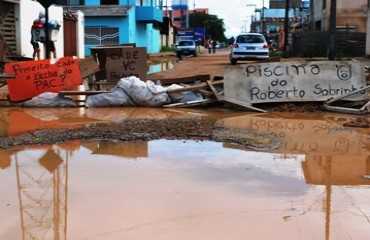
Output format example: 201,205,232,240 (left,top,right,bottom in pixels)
101,0,119,5
85,27,119,45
